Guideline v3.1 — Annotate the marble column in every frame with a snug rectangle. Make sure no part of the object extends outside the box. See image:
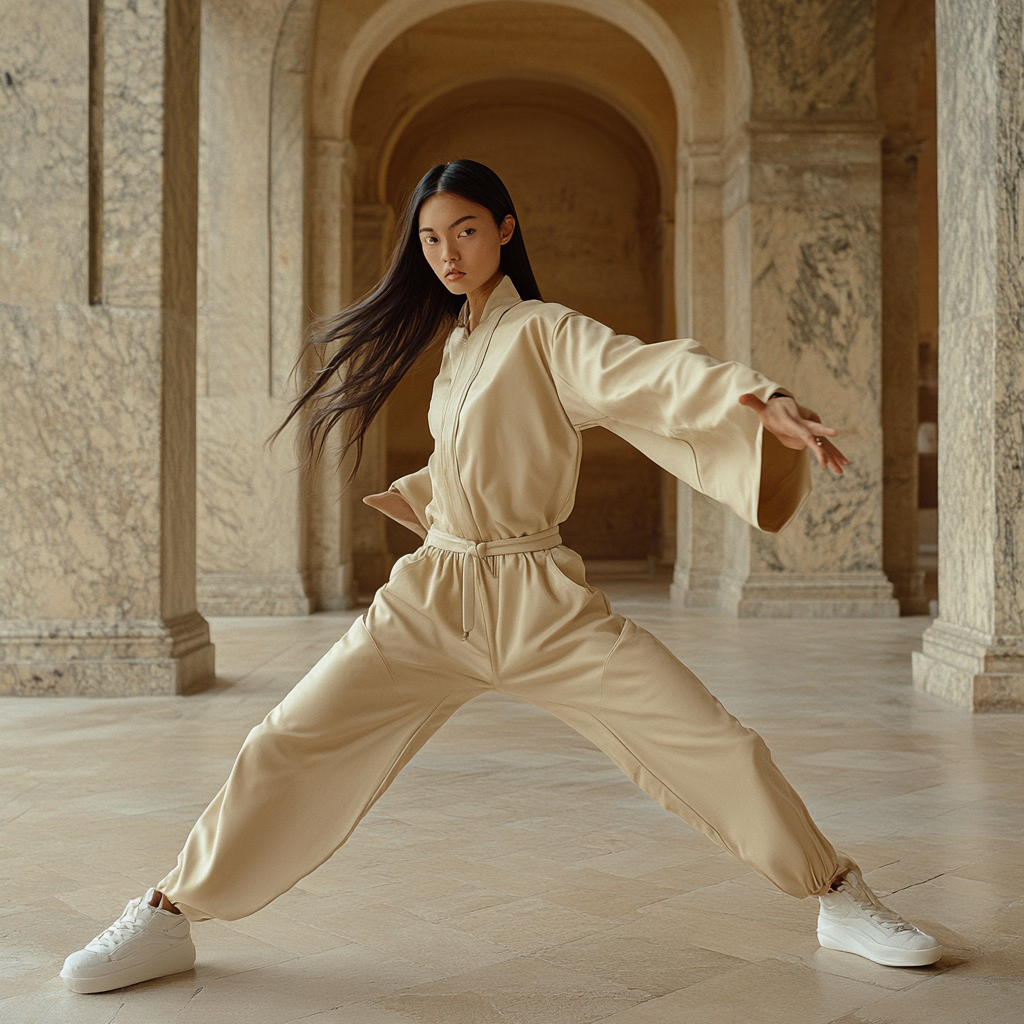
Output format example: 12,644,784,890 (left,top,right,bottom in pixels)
912,0,1024,711
193,0,310,616
0,0,214,694
672,146,733,607
349,204,394,596
715,122,899,618
875,0,935,616
302,137,356,610
880,132,930,615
